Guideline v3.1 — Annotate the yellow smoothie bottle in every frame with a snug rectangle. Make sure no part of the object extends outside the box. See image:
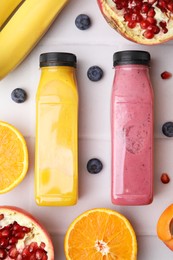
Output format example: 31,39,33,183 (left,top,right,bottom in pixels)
35,52,78,206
